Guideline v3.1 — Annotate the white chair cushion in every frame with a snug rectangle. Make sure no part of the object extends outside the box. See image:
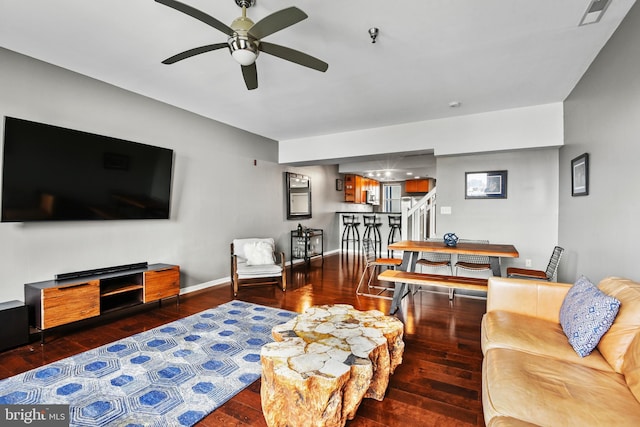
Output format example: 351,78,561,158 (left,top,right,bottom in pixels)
233,238,276,260
236,261,283,279
244,241,275,266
